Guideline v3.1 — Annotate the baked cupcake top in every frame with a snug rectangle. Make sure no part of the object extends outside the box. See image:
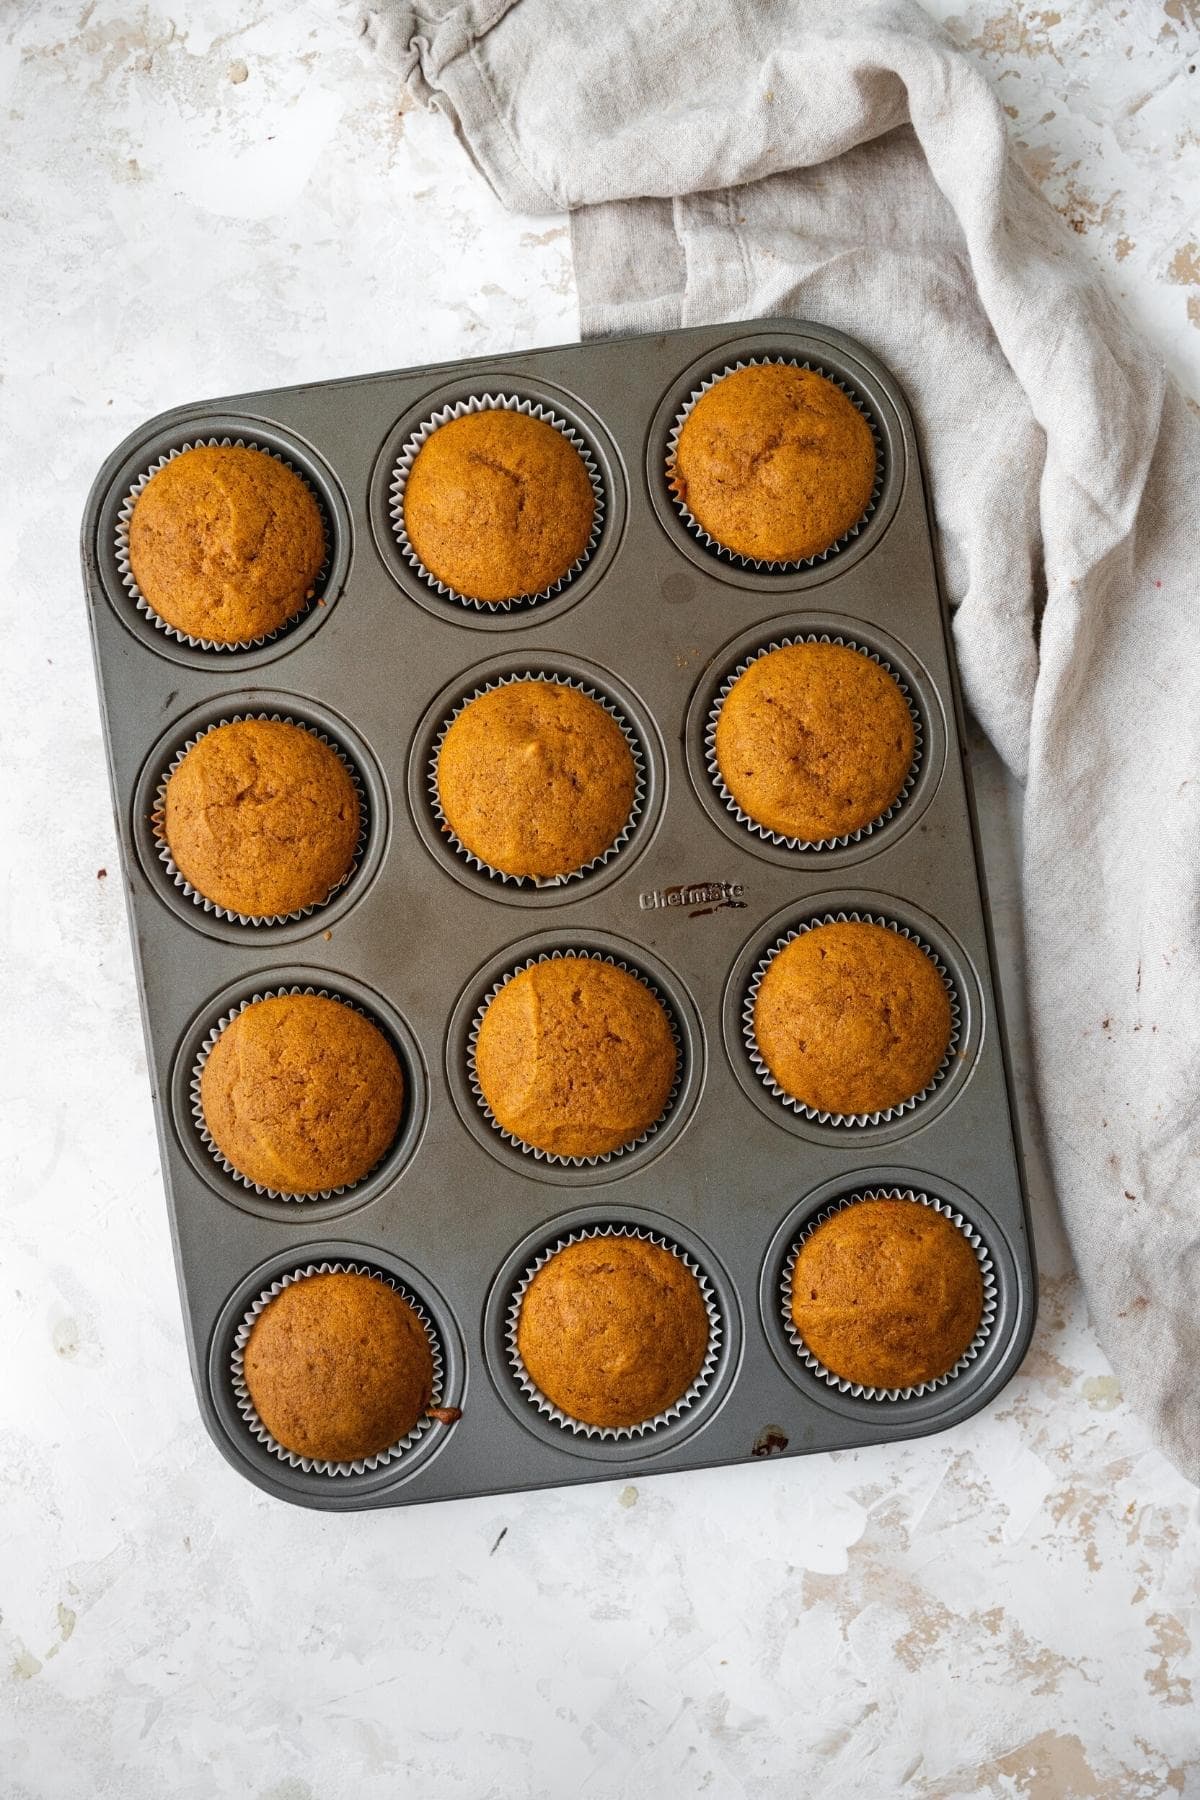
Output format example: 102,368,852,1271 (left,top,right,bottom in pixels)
790,1197,984,1389
200,993,404,1193
128,444,325,644
402,410,596,603
437,680,637,879
474,956,677,1159
715,640,915,841
753,919,952,1117
243,1269,433,1462
516,1236,711,1429
163,717,360,919
671,363,876,563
